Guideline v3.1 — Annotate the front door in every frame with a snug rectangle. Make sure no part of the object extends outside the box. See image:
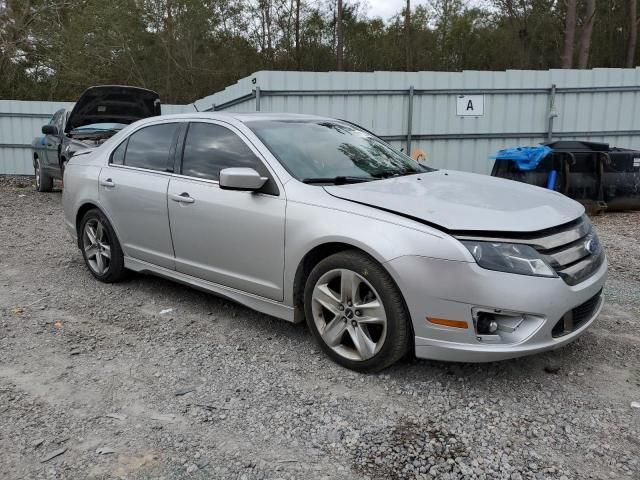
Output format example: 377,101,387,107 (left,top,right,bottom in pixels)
167,121,286,301
44,109,65,173
98,122,180,270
